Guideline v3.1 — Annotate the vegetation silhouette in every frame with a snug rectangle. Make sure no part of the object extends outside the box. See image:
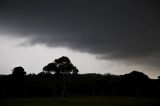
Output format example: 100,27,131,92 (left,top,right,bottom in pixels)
43,56,79,97
43,56,79,75
12,66,26,78
0,56,160,98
